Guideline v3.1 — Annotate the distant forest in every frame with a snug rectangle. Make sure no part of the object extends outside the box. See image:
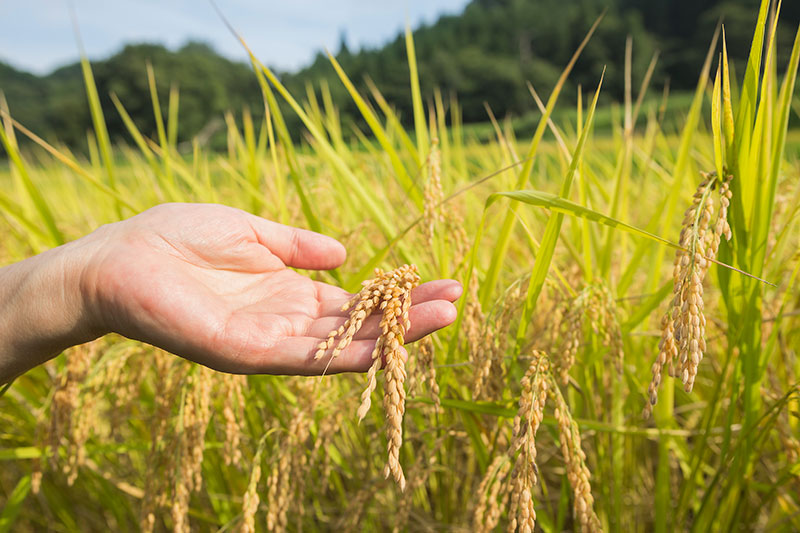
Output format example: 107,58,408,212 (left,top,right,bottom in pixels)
1,0,799,151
